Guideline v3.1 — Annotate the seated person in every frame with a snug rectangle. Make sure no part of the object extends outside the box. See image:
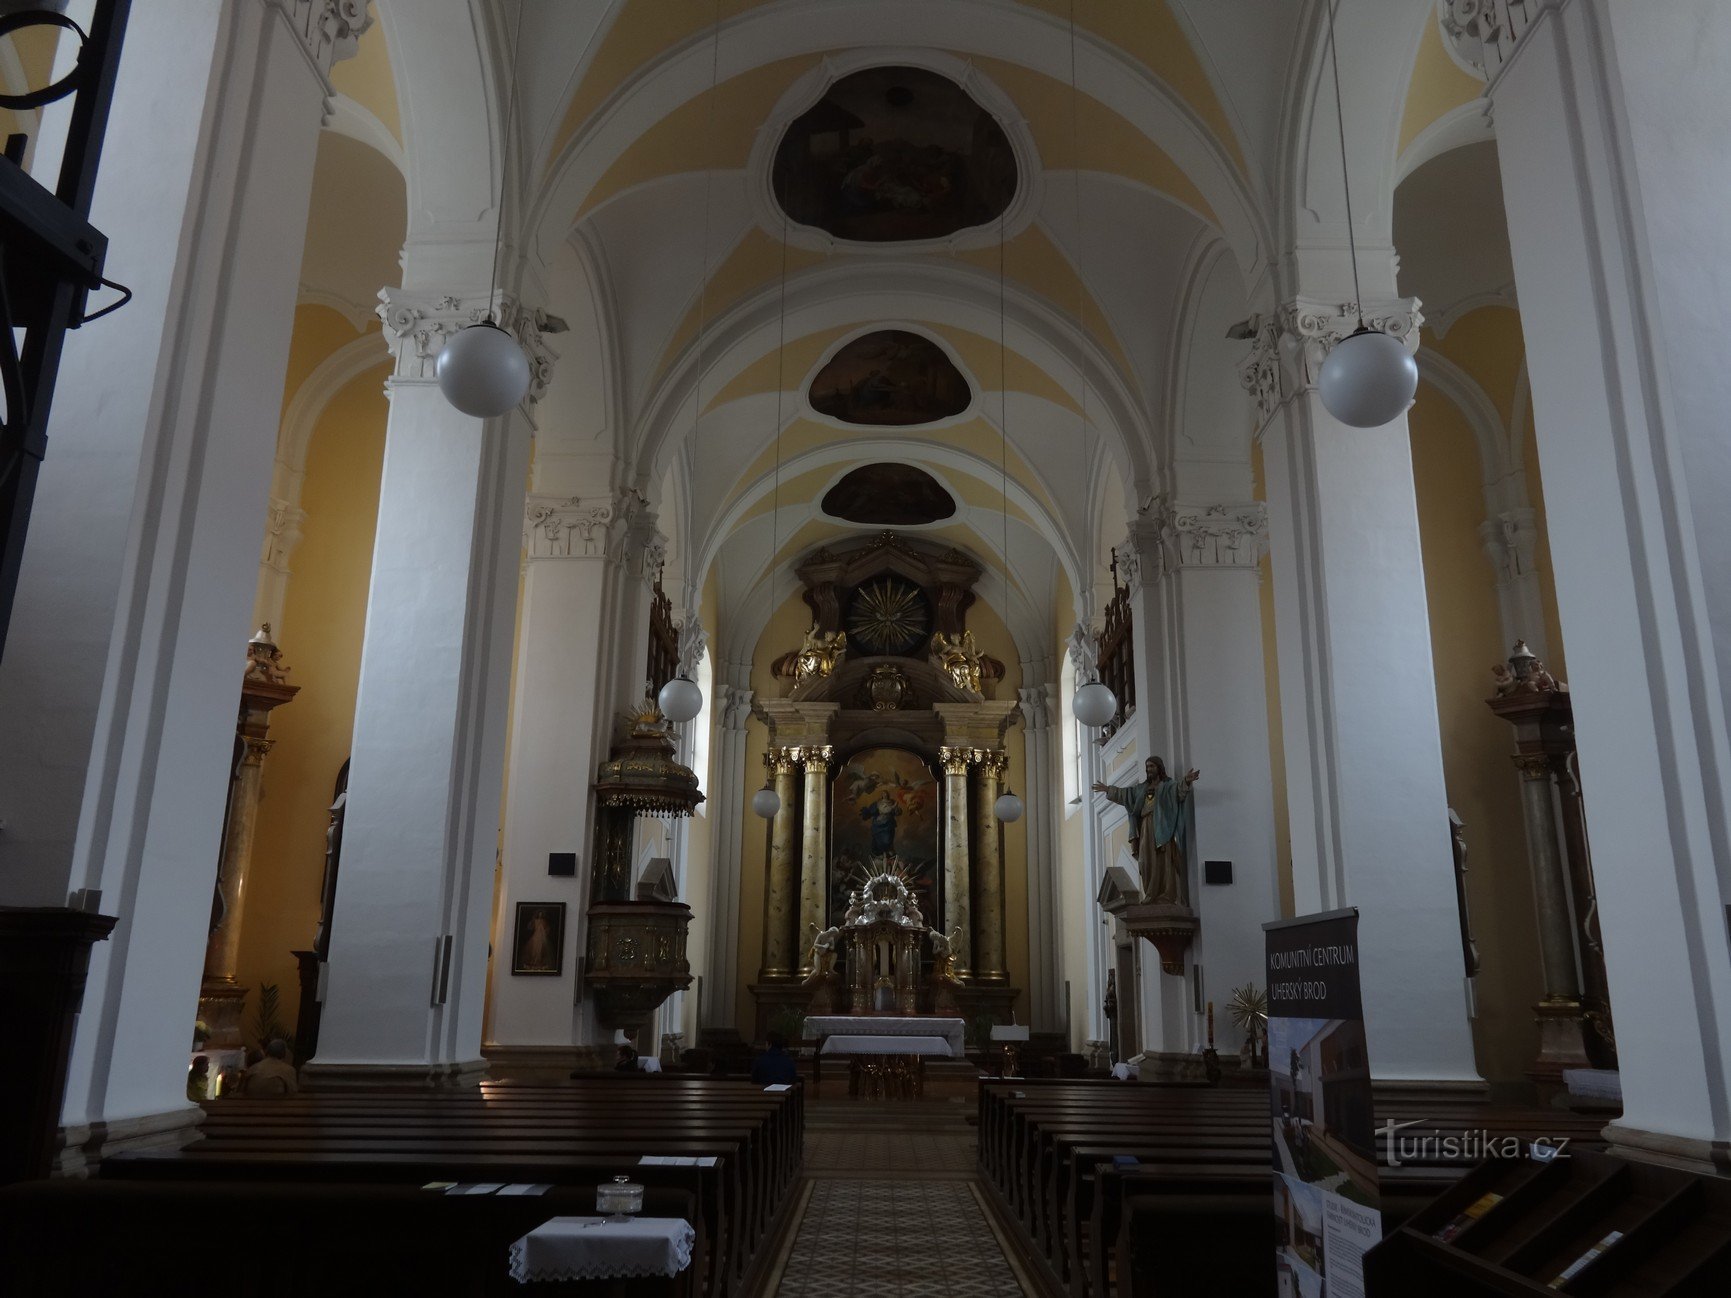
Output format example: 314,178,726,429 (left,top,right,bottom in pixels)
750,1031,799,1087
243,1038,299,1095
615,1043,639,1072
186,1054,211,1101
